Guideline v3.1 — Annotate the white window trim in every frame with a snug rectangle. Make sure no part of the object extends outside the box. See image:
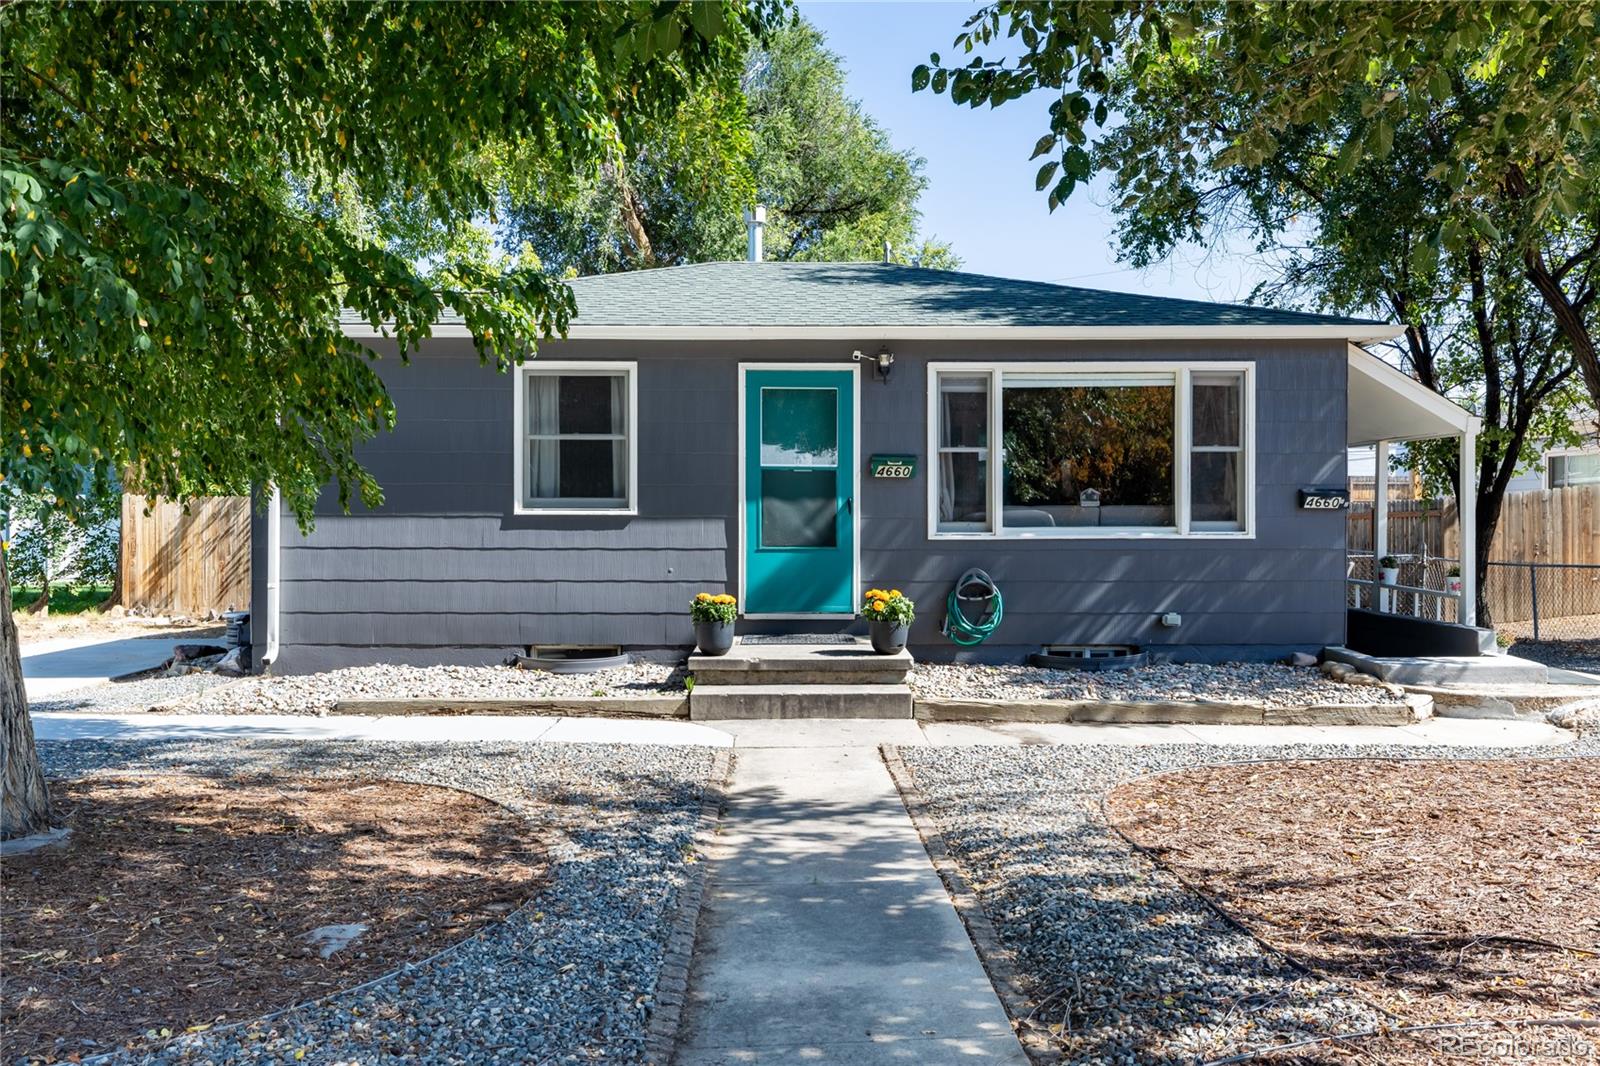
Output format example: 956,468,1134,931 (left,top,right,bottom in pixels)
1544,446,1600,489
512,361,639,516
925,360,1256,541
